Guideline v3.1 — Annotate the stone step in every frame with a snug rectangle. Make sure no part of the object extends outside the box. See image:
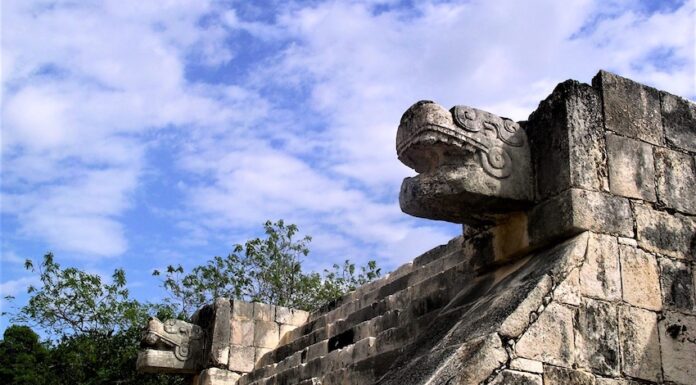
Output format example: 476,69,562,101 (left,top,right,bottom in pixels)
307,236,464,322
240,292,450,385
262,260,470,369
